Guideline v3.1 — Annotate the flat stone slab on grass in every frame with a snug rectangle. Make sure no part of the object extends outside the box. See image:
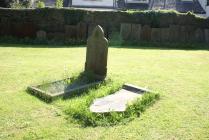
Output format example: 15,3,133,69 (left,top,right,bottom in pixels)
90,84,150,113
28,78,102,102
